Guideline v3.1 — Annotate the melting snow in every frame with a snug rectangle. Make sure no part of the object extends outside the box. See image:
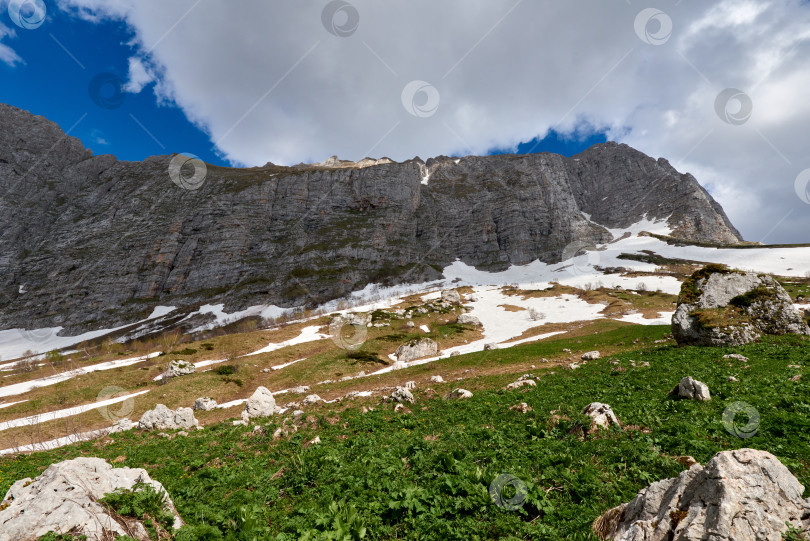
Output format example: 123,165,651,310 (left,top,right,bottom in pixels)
0,352,161,399
0,391,149,432
244,326,329,356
